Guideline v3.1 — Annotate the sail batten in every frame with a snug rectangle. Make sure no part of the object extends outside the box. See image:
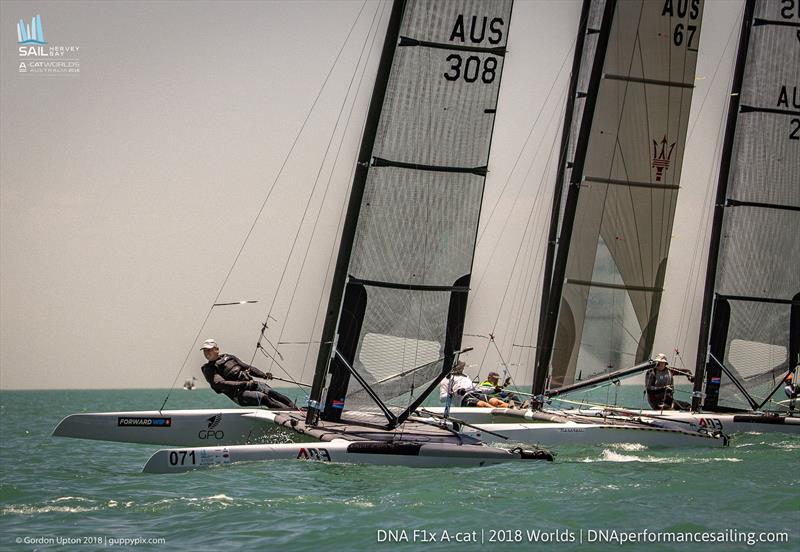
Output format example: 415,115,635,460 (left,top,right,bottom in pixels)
739,105,800,116
725,199,800,212
398,36,507,55
371,157,488,175
567,279,663,293
603,74,696,88
584,176,681,190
